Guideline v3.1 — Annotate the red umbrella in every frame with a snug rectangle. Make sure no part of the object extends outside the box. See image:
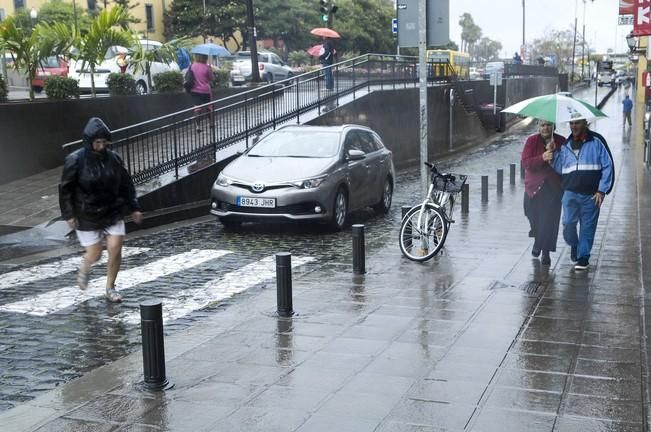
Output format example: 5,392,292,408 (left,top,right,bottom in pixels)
310,27,341,38
307,45,323,57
